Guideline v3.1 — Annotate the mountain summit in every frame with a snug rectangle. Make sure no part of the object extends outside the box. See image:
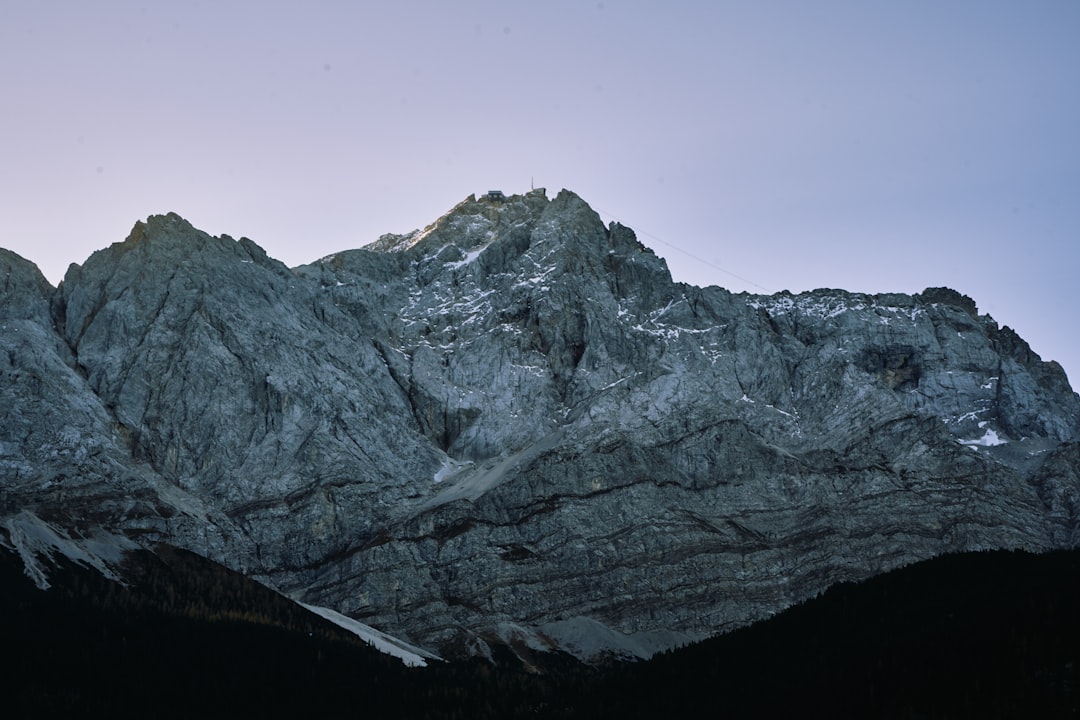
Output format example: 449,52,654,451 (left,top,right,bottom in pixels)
2,189,1079,660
